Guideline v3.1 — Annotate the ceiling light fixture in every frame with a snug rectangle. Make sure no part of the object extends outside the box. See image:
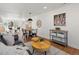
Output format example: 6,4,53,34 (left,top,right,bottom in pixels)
43,6,47,9
28,12,33,21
